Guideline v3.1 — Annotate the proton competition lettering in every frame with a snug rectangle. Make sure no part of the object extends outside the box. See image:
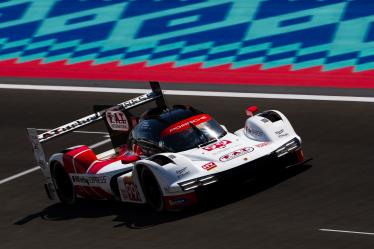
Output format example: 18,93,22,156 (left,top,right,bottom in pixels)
161,114,212,136
41,112,101,139
106,110,129,131
201,162,217,171
70,174,108,186
38,92,155,142
219,147,254,162
176,167,190,179
202,140,232,151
